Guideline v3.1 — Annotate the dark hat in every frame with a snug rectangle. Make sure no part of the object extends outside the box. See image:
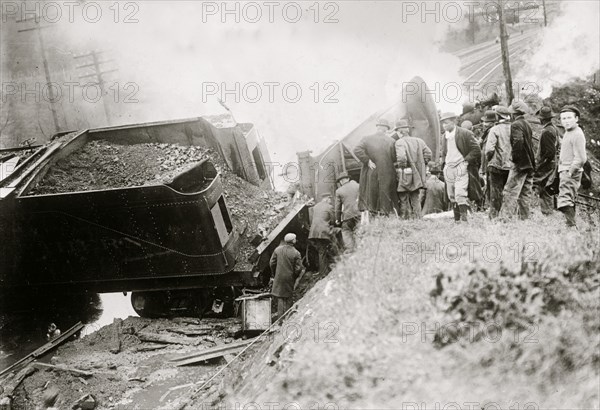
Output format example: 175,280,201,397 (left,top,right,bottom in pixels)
462,103,475,115
537,106,556,120
394,119,412,130
509,101,530,115
482,110,497,122
560,105,581,118
495,105,511,118
336,172,349,182
376,118,391,129
440,112,458,122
